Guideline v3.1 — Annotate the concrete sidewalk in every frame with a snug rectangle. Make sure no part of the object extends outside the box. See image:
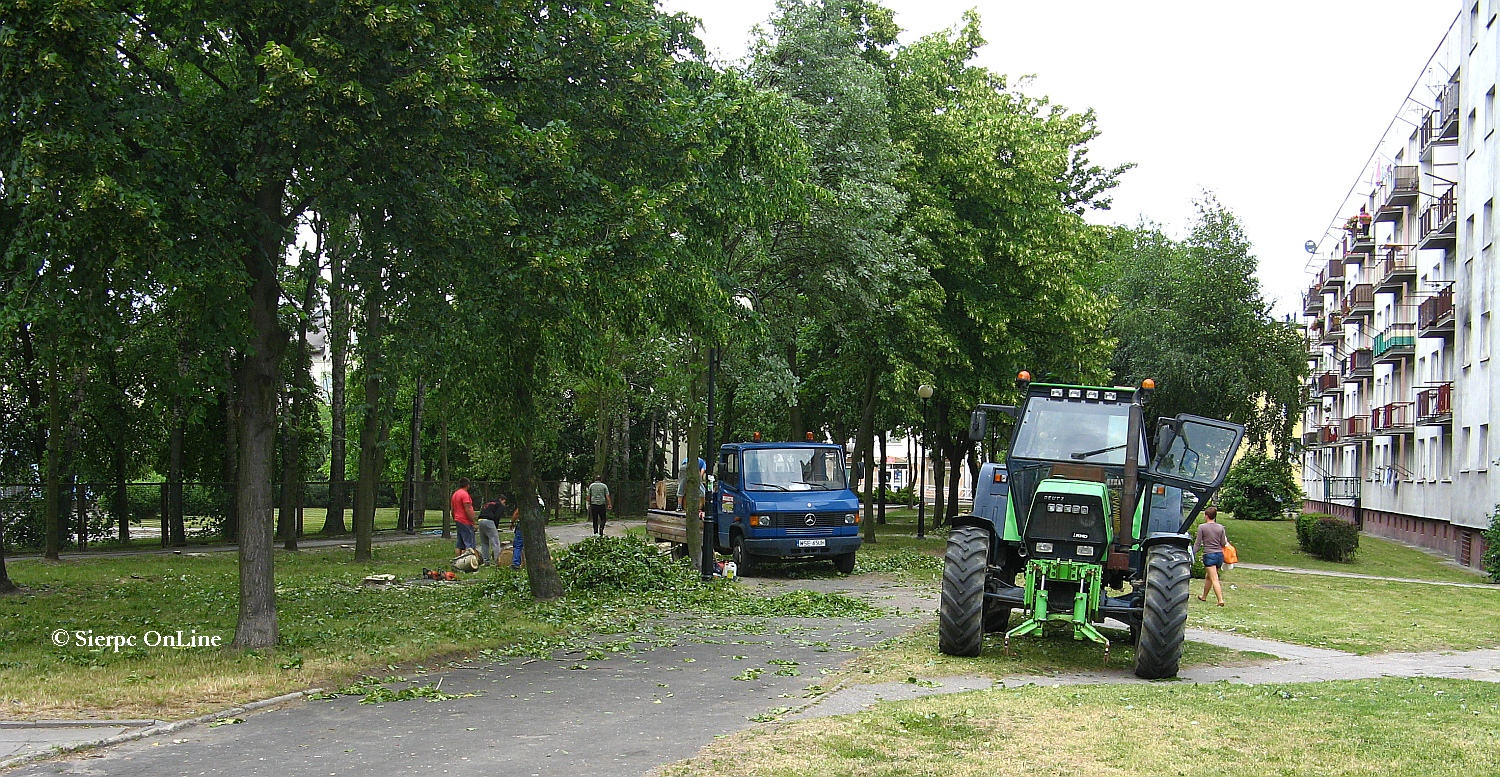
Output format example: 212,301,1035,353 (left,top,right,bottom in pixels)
1234,562,1496,588
0,723,155,763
